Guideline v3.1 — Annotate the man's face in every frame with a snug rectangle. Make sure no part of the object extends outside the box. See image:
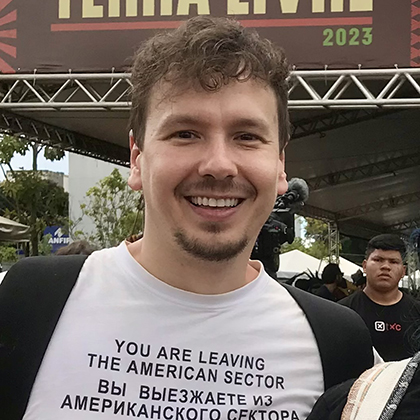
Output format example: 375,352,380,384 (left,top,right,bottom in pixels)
336,273,347,288
128,79,288,262
363,249,406,293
